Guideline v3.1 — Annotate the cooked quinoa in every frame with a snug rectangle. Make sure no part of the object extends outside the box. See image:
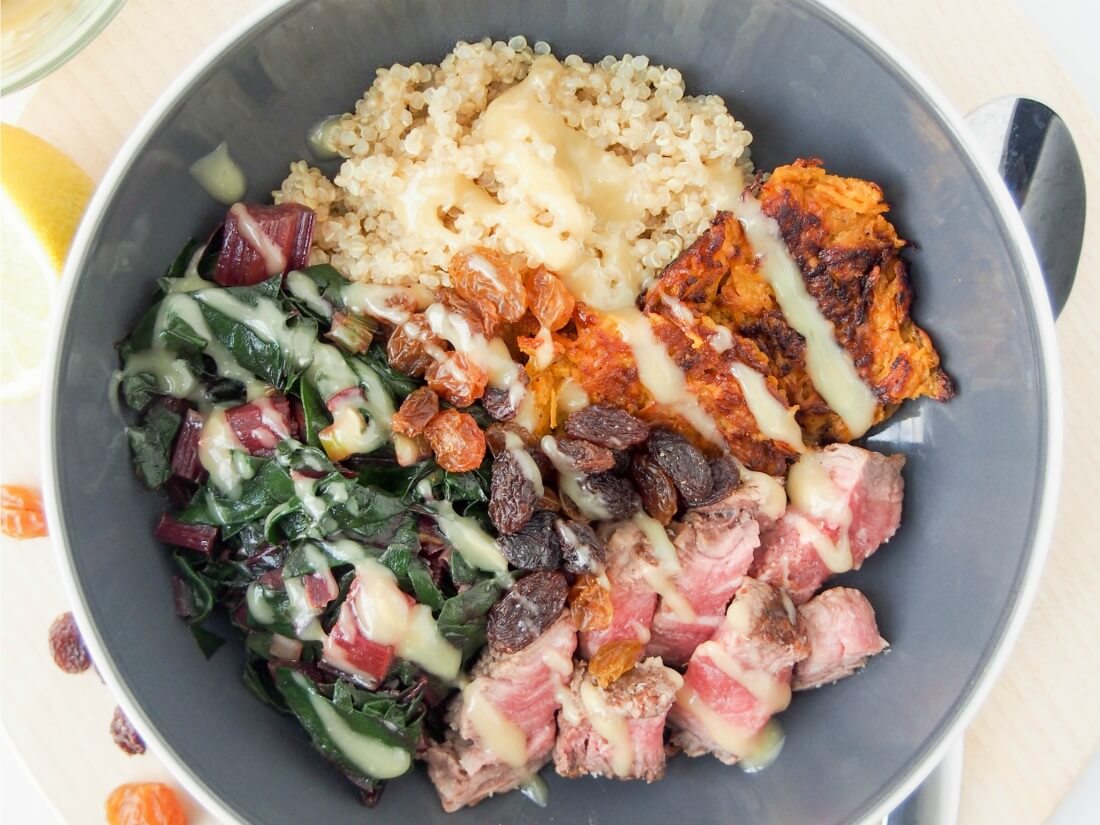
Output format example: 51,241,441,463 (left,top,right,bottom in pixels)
276,36,753,302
